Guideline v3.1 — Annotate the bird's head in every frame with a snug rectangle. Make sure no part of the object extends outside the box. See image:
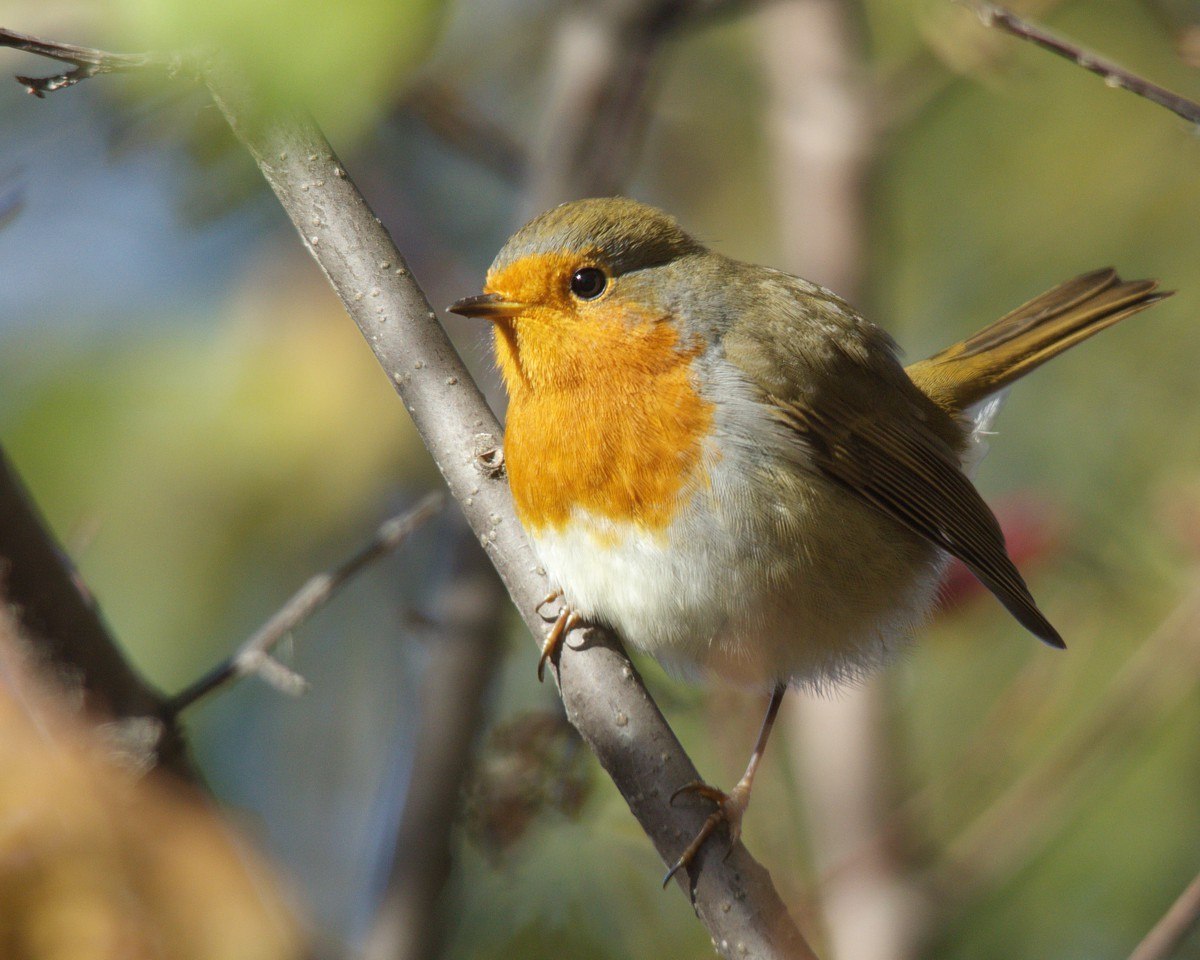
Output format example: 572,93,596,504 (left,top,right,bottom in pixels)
450,197,708,394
